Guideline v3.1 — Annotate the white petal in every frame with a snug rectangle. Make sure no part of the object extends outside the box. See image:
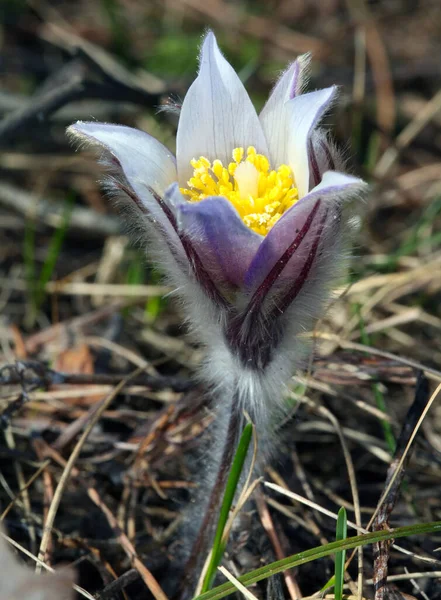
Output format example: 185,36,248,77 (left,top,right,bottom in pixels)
305,169,365,197
176,32,268,186
287,87,337,199
259,54,311,167
68,122,176,195
68,122,177,228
